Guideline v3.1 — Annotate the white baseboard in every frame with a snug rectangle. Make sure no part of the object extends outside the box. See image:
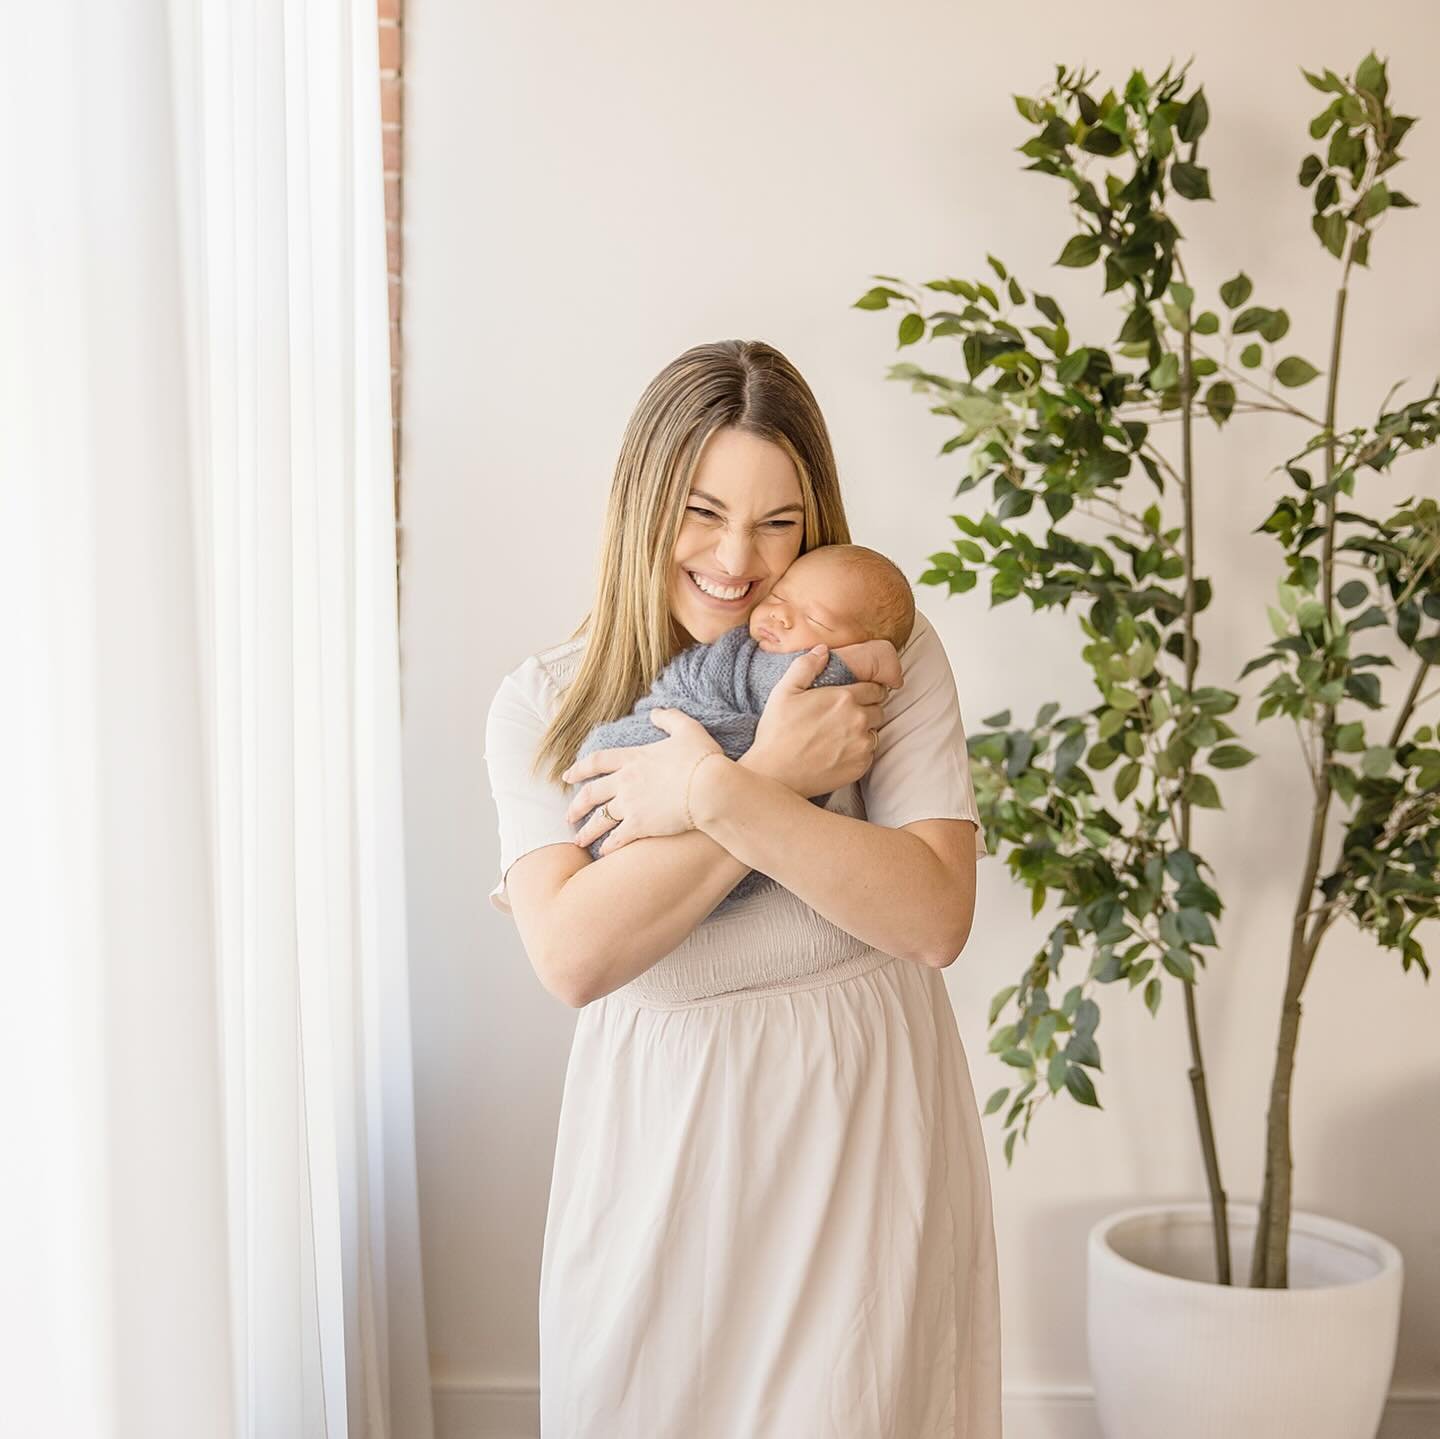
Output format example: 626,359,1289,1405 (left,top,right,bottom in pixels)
431,1377,1440,1439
